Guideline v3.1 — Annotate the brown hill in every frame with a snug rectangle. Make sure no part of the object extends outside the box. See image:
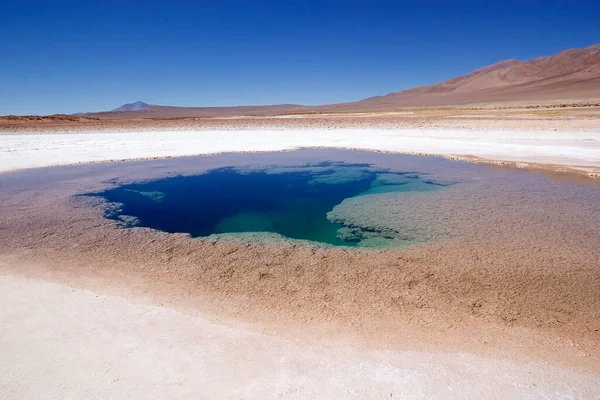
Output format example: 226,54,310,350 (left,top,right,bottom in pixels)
349,43,600,109
86,43,600,119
